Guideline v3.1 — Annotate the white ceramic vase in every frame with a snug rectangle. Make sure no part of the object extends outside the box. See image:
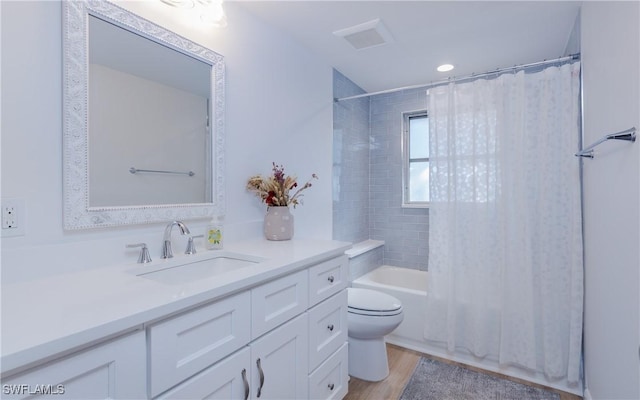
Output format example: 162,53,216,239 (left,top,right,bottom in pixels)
264,206,294,240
